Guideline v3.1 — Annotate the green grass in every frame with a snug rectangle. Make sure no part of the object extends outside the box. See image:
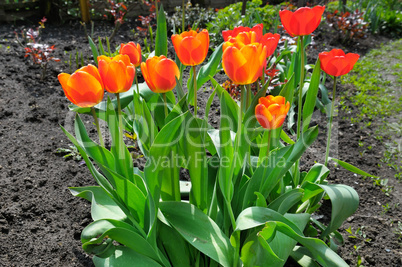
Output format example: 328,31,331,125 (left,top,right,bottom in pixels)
340,39,402,180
